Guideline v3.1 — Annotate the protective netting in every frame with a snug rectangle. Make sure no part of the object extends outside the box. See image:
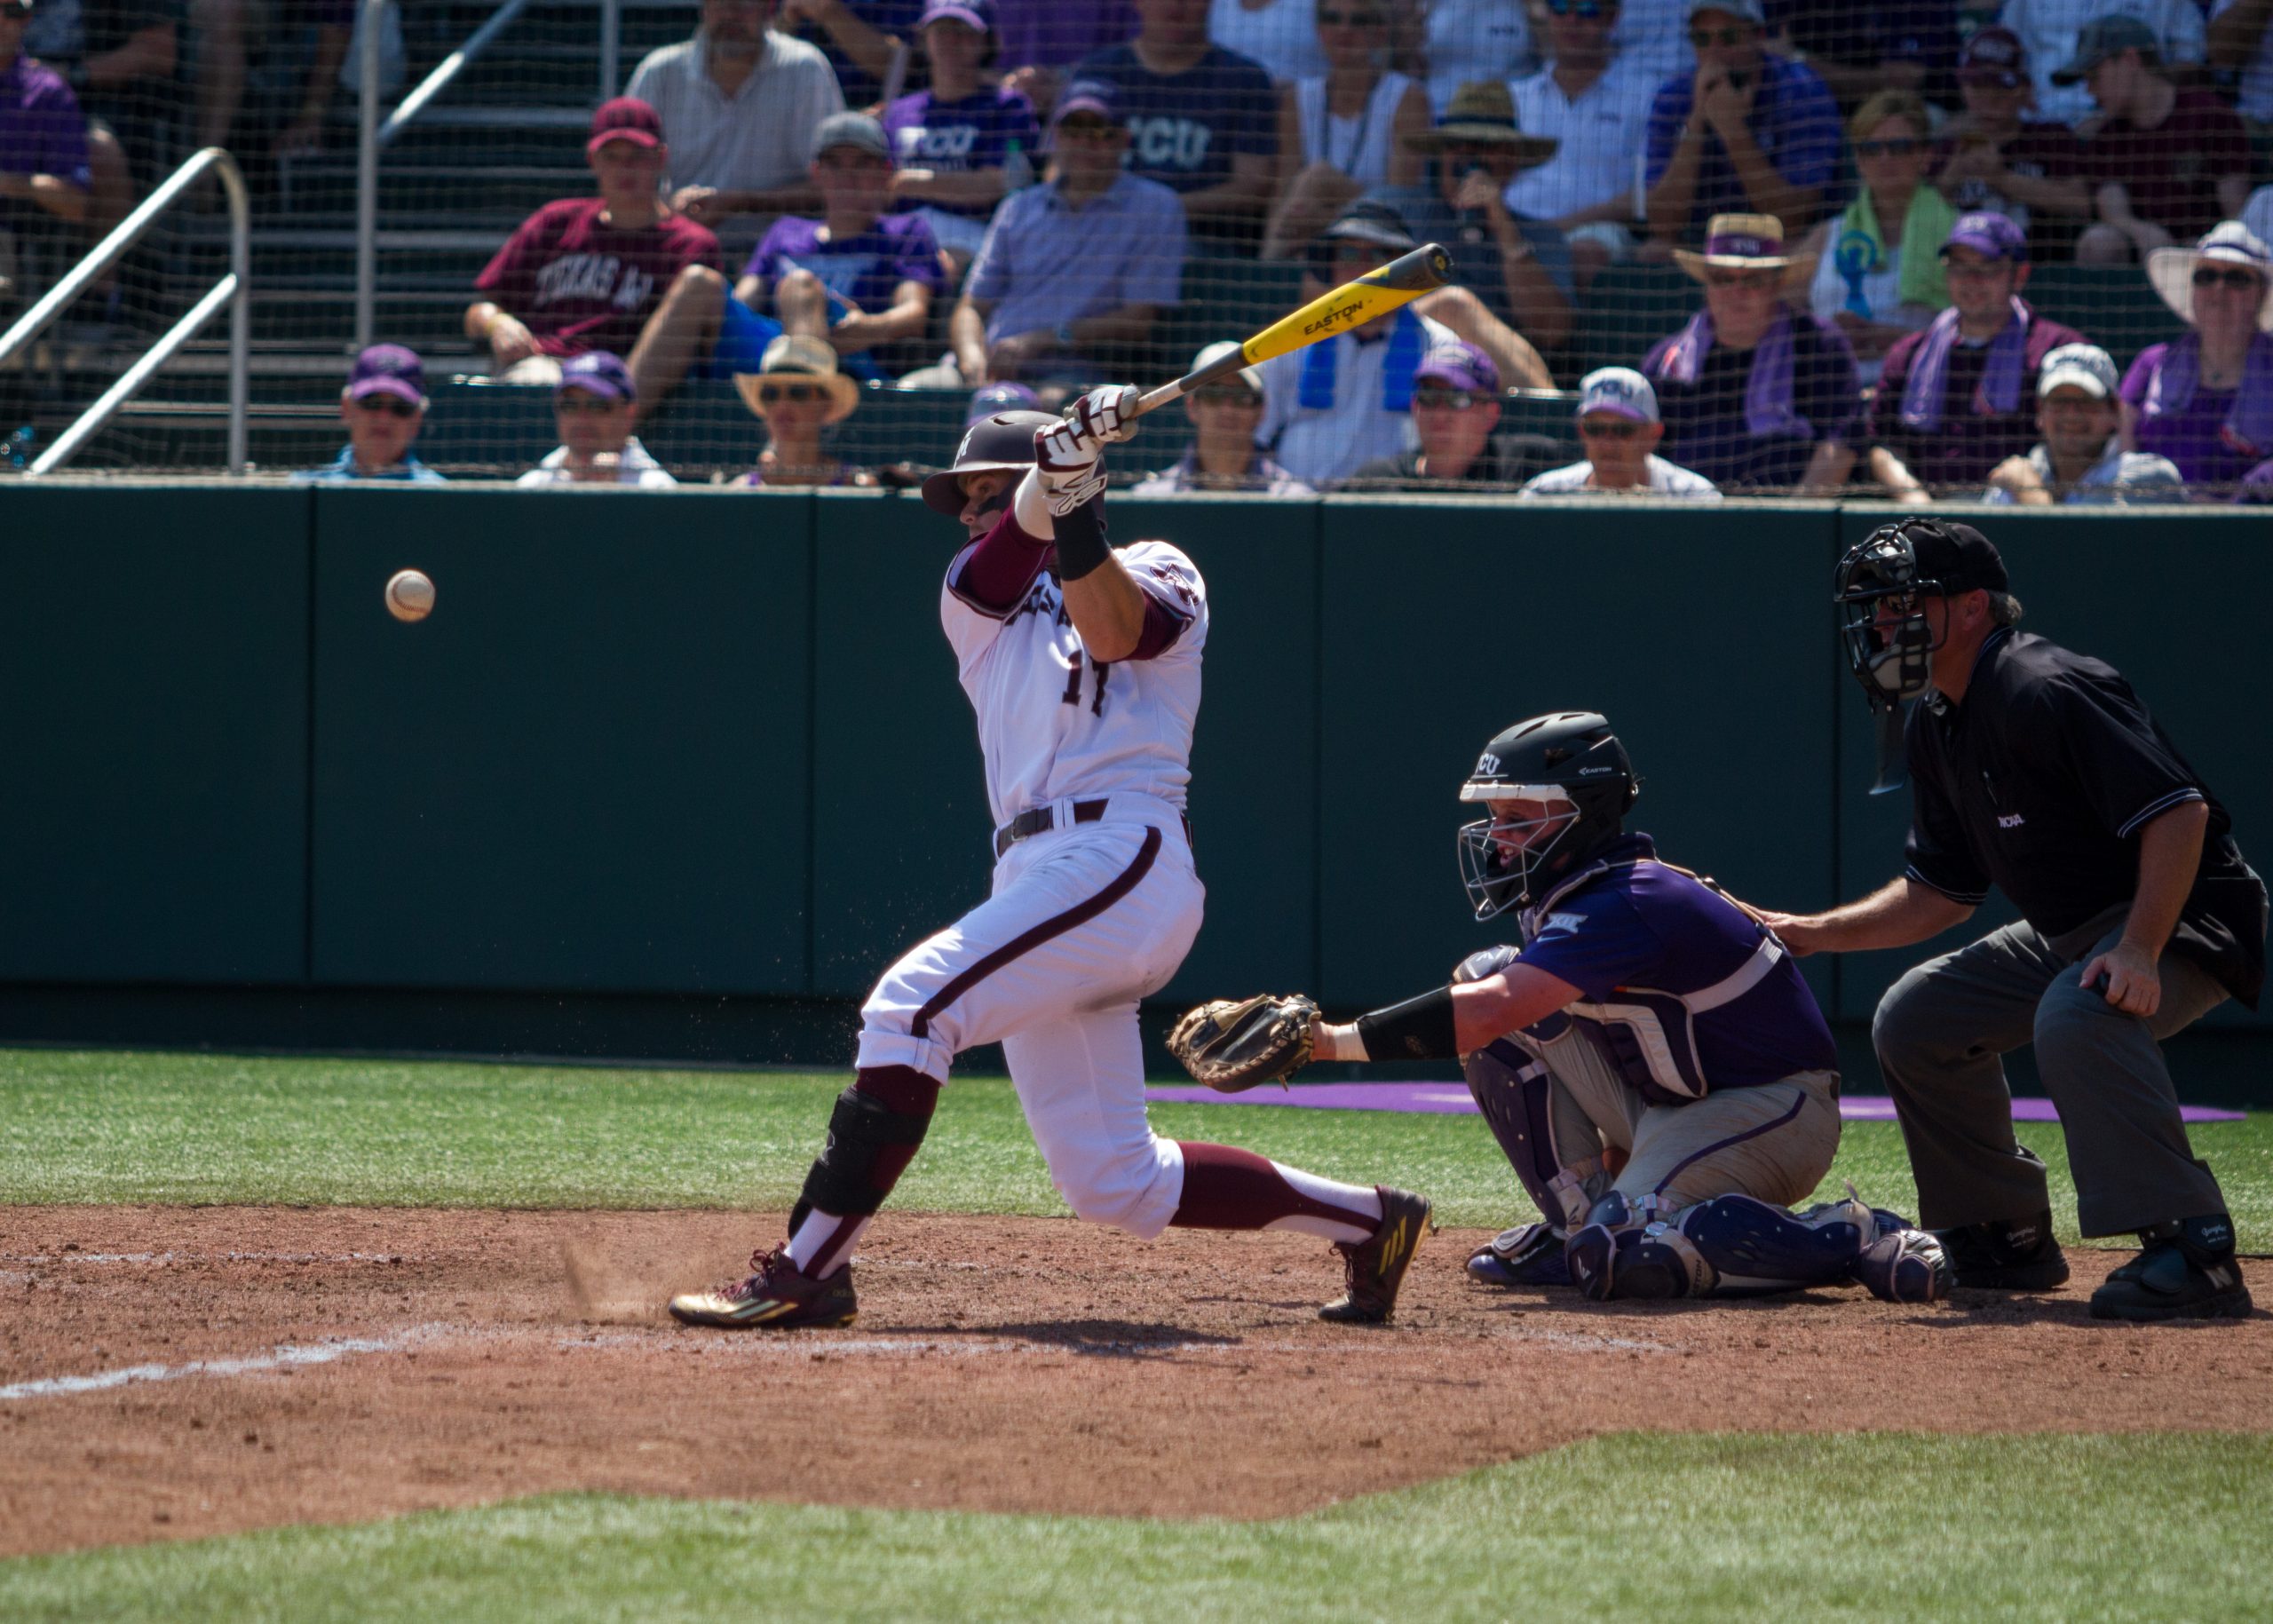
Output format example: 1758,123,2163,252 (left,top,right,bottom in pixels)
3,0,2272,497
